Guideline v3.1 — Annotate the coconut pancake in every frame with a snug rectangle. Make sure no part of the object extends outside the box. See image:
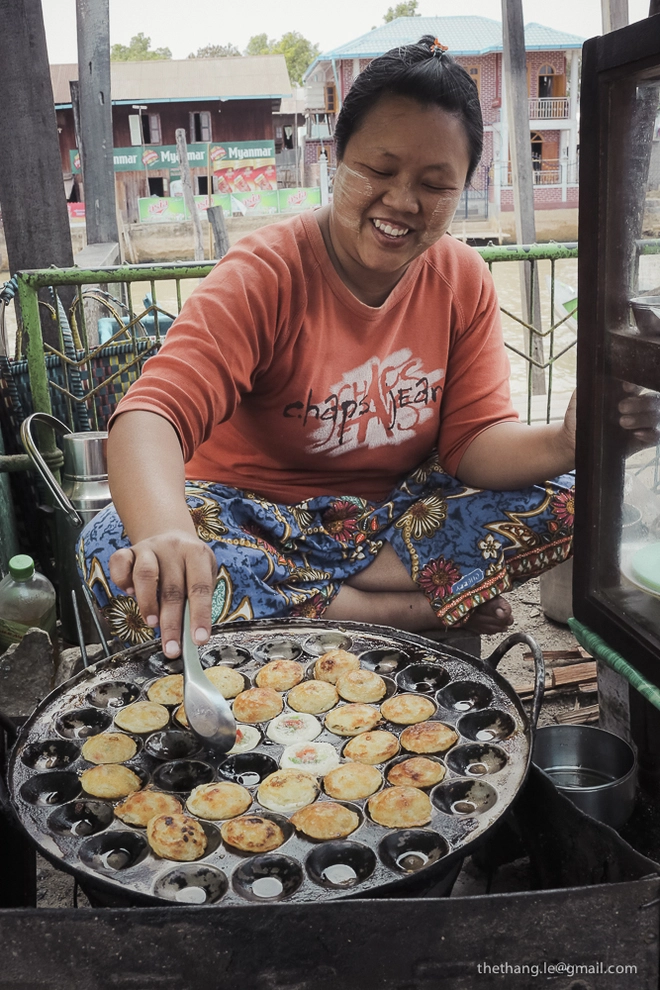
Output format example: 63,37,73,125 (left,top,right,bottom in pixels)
290,801,360,840
255,659,304,692
232,687,283,723
114,701,170,734
81,764,142,800
186,781,252,820
81,731,137,765
387,757,446,788
147,813,207,861
220,815,285,853
204,665,245,699
279,742,340,776
114,789,183,826
324,704,380,737
336,669,387,704
257,769,319,814
287,680,338,714
343,730,400,765
314,649,361,684
368,786,433,828
146,674,183,706
323,763,382,801
266,712,322,745
400,722,459,754
381,694,437,725
174,704,189,729
226,725,261,754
